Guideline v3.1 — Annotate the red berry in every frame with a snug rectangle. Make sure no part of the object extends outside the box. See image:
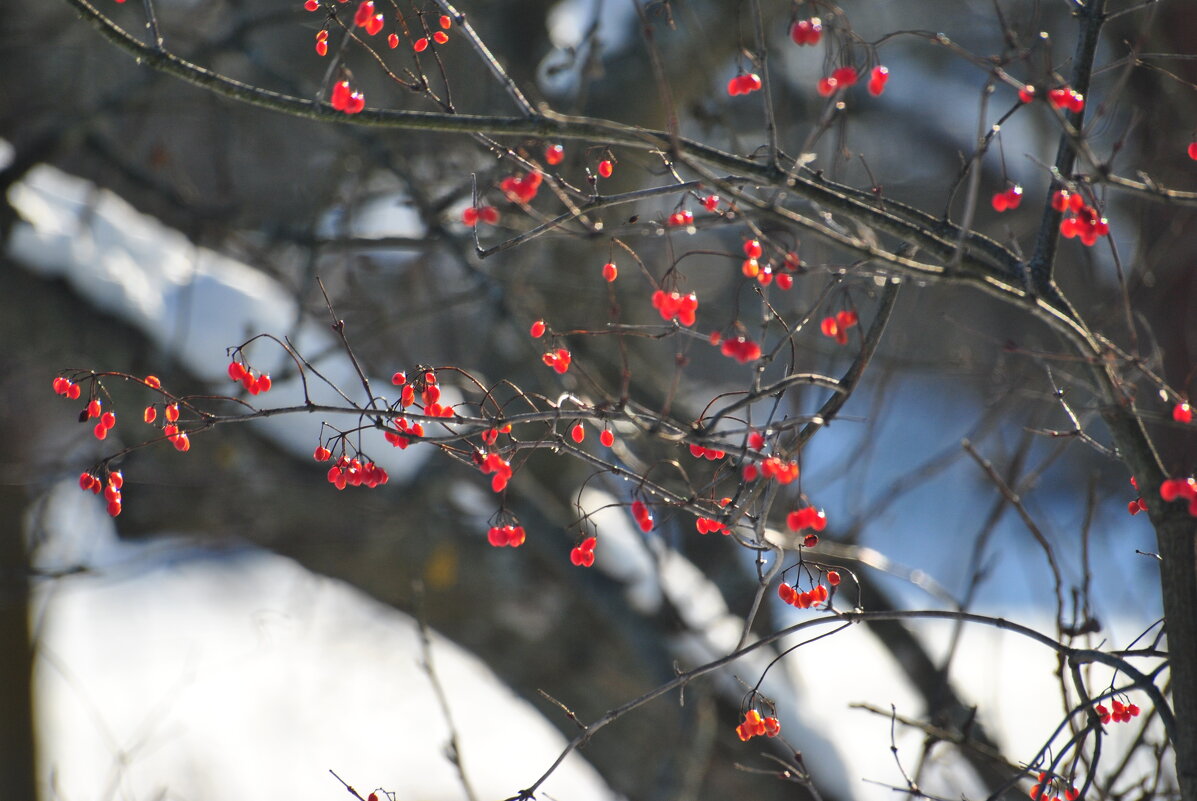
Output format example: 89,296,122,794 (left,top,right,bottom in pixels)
87,399,102,419
597,159,613,179
831,66,858,86
817,77,839,96
600,429,614,448
743,239,763,259
827,570,841,586
702,194,719,211
440,15,452,29
530,320,546,338
571,422,585,443
344,91,365,114
353,0,374,27
1174,402,1193,423
433,31,449,44
1065,790,1079,801
52,376,70,395
867,65,889,96
330,80,352,110
101,411,116,429
304,0,319,10
413,37,429,52
545,144,565,165
790,18,822,46
1189,142,1197,161
602,262,618,282
1019,85,1036,103
387,33,399,49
